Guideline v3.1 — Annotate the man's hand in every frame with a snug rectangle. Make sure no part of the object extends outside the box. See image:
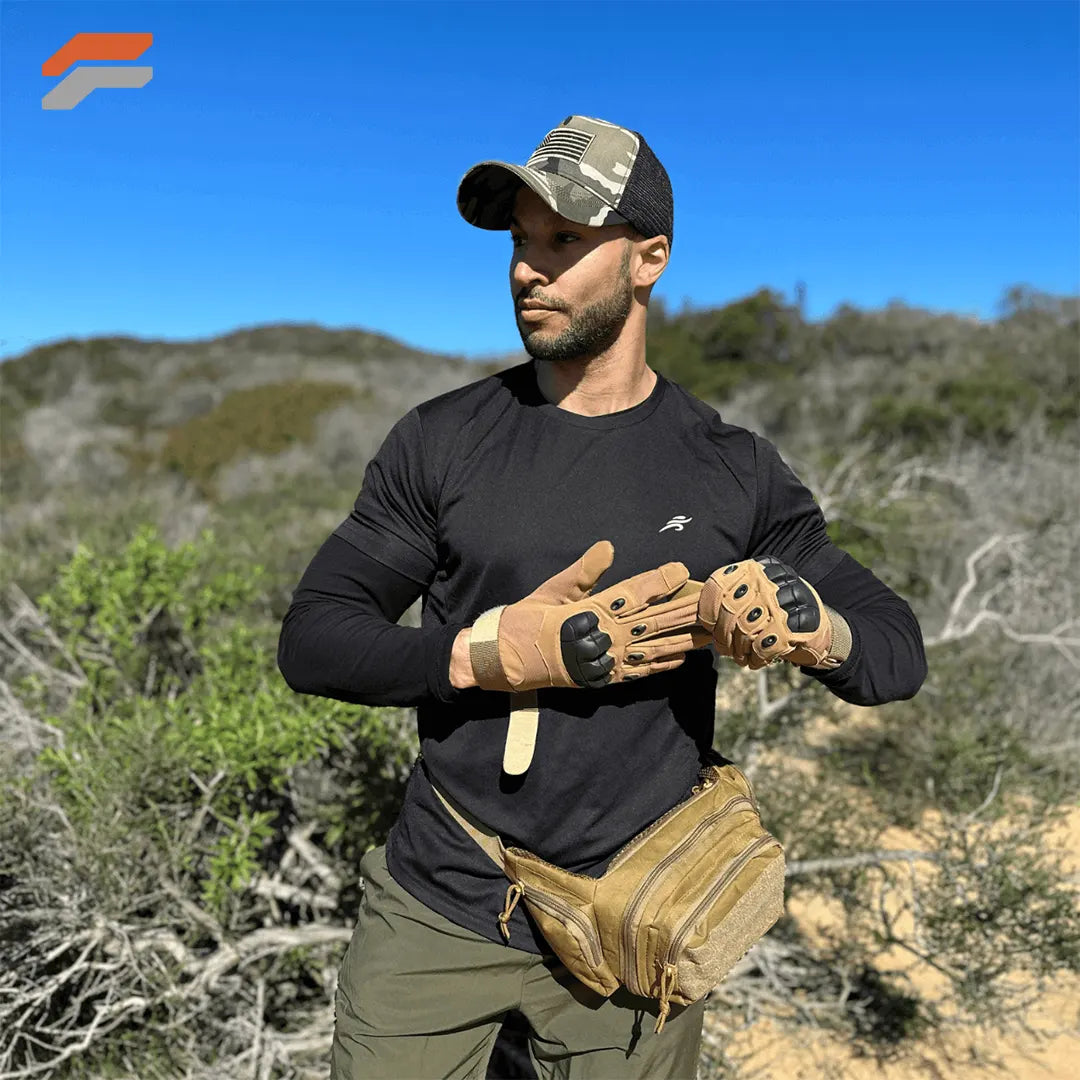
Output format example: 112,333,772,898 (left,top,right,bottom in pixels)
694,556,850,671
466,540,712,693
